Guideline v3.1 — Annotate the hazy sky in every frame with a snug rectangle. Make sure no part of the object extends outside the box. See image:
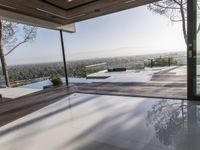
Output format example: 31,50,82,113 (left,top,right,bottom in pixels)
6,5,186,65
